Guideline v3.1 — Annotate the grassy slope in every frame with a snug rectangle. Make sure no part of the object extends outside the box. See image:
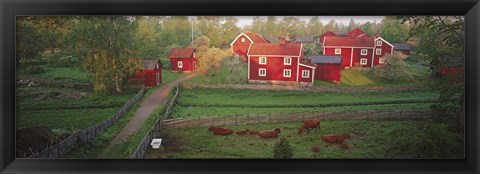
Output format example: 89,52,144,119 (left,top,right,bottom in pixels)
144,119,462,158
